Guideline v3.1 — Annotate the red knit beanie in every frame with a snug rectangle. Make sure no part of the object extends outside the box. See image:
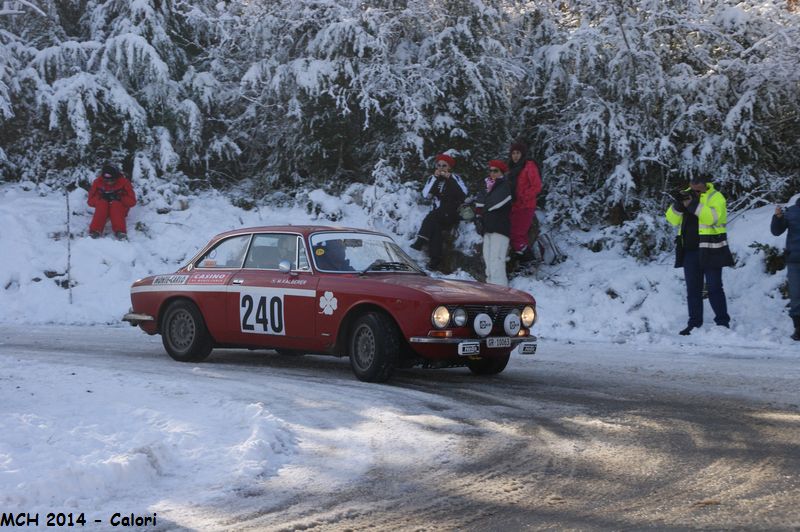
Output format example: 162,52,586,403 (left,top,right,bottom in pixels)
435,153,456,169
488,159,508,174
